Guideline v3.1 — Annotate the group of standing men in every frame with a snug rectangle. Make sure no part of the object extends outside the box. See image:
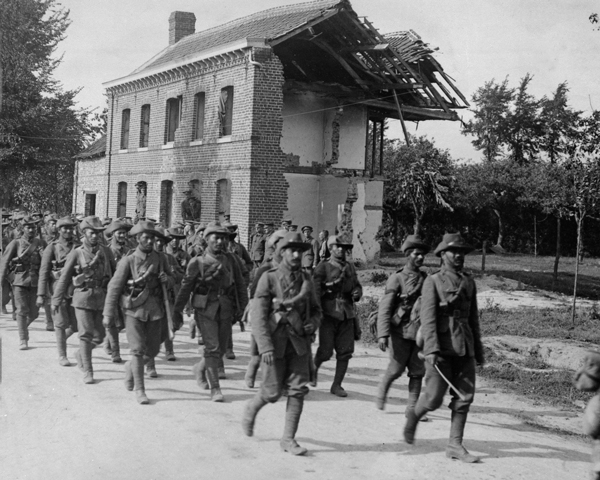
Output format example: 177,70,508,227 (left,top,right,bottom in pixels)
1,208,484,462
